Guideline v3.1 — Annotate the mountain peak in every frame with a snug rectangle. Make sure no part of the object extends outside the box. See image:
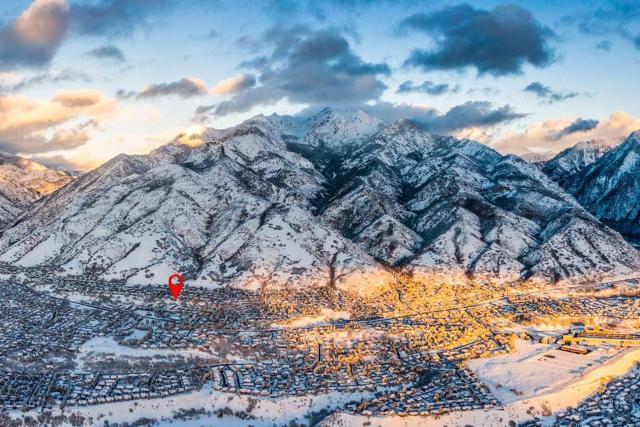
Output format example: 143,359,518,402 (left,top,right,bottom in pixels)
300,107,383,147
